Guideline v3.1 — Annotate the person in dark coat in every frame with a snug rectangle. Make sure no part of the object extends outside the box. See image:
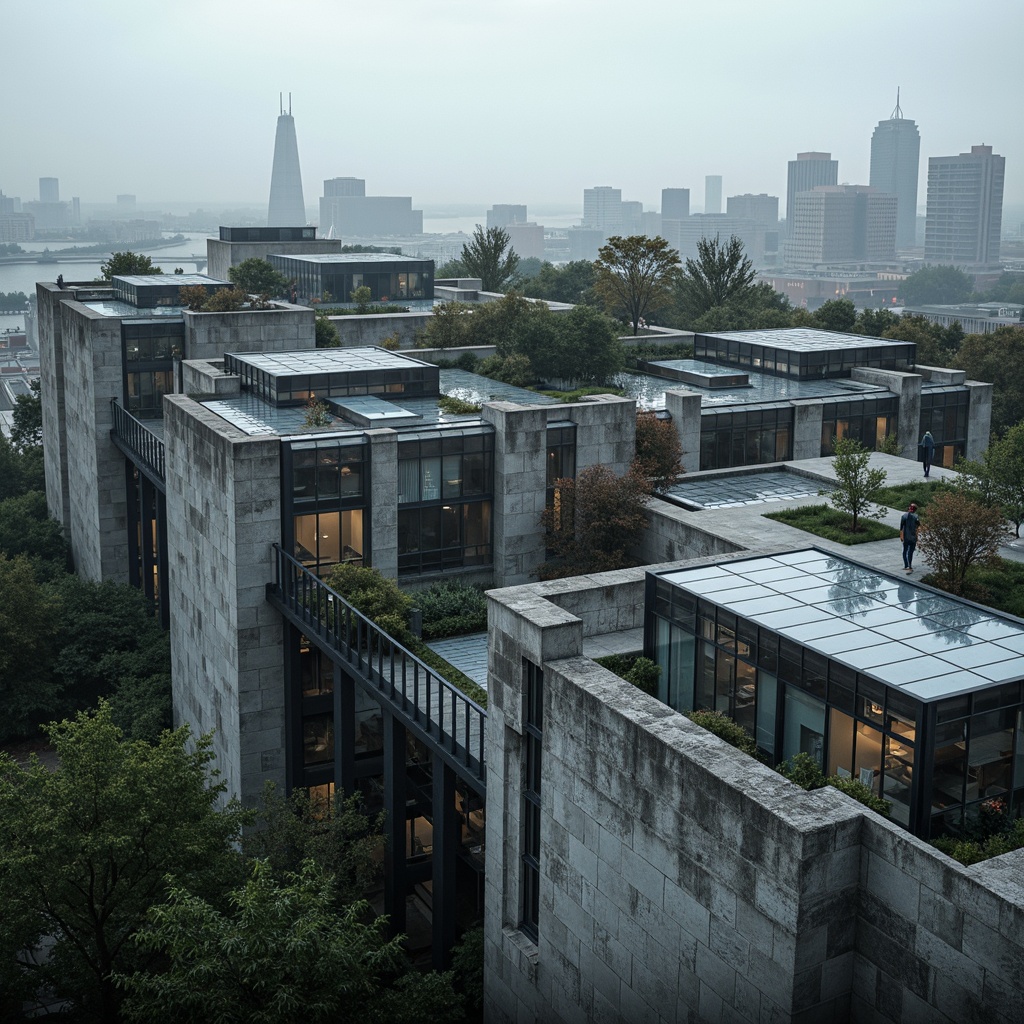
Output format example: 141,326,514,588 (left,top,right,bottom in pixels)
900,503,920,573
921,430,935,477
